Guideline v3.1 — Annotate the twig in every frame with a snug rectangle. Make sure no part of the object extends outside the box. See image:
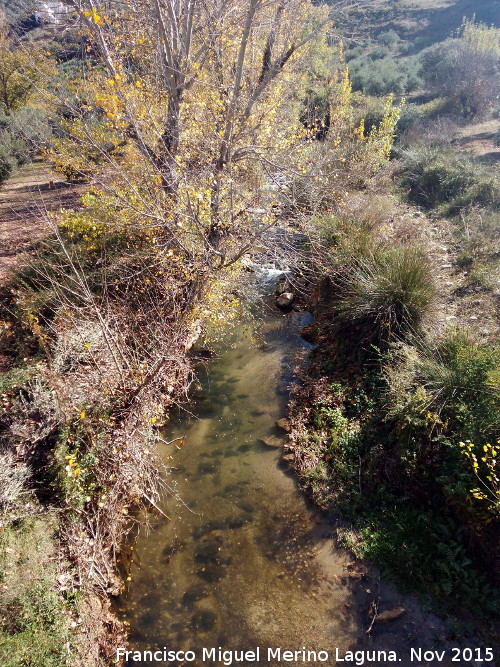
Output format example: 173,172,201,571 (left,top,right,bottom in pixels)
366,578,381,635
366,596,379,635
143,494,170,520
